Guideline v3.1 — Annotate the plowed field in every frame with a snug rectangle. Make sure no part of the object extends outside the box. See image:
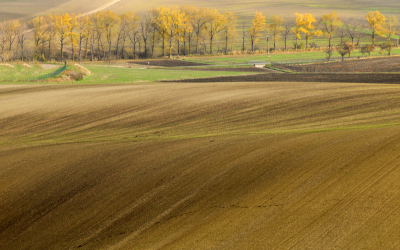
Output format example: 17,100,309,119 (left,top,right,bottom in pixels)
172,72,400,83
1,82,400,249
276,56,400,73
